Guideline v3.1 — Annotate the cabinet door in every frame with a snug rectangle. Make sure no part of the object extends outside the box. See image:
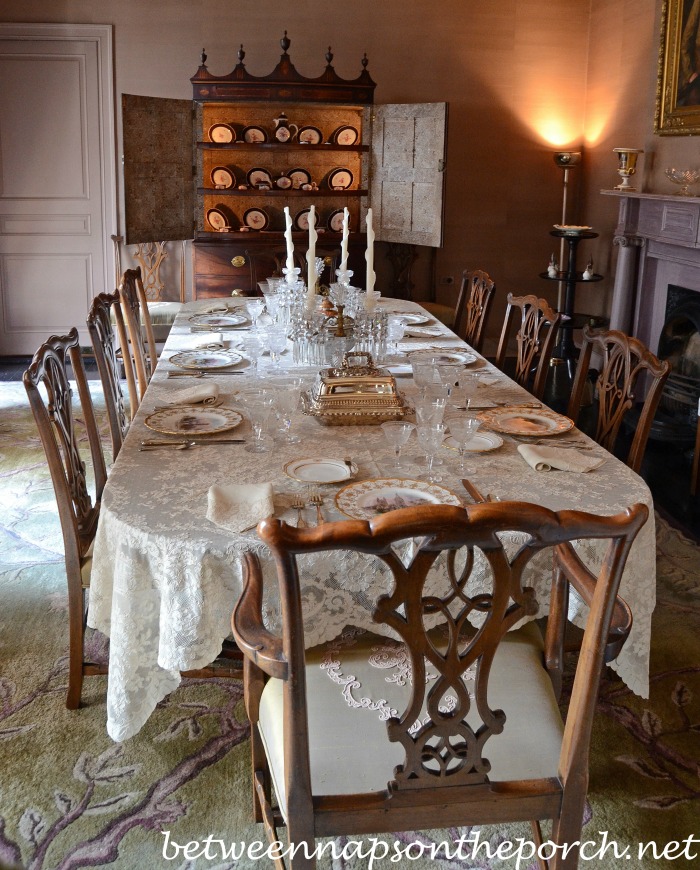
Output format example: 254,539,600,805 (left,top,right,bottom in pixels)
122,94,194,244
370,102,447,248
